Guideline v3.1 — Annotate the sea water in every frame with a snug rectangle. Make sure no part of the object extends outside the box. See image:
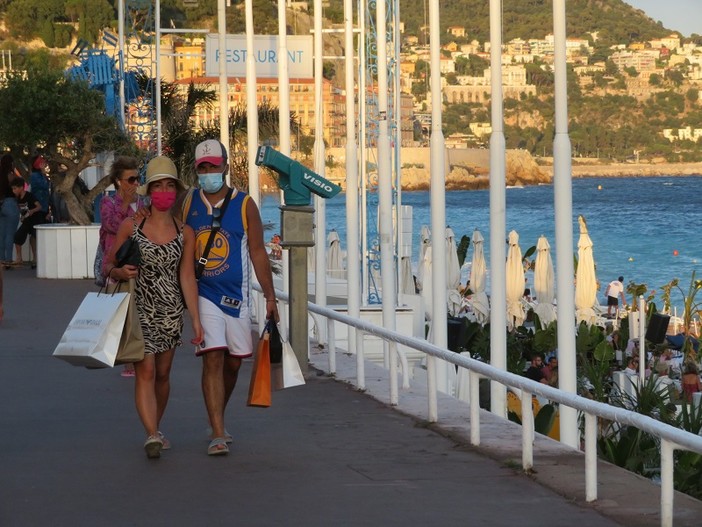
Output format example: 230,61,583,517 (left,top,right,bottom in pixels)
259,175,702,311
